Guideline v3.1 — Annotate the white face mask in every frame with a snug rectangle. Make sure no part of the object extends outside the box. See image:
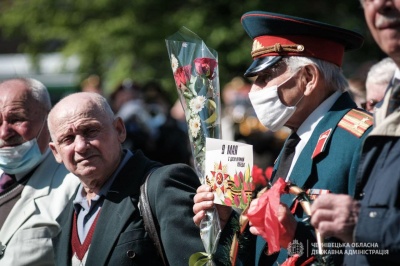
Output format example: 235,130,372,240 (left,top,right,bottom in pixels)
0,118,46,174
248,70,304,132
